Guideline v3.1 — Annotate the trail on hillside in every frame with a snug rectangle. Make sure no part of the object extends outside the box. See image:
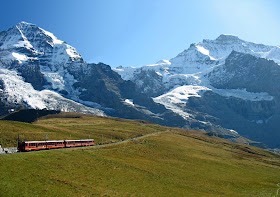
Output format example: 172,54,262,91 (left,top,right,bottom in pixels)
91,130,171,148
